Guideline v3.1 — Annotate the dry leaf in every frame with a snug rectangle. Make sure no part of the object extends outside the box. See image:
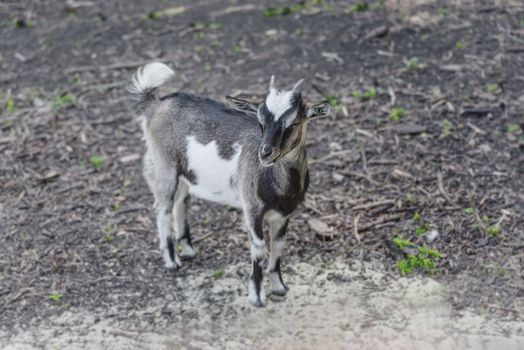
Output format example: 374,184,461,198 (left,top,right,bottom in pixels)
308,218,334,238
